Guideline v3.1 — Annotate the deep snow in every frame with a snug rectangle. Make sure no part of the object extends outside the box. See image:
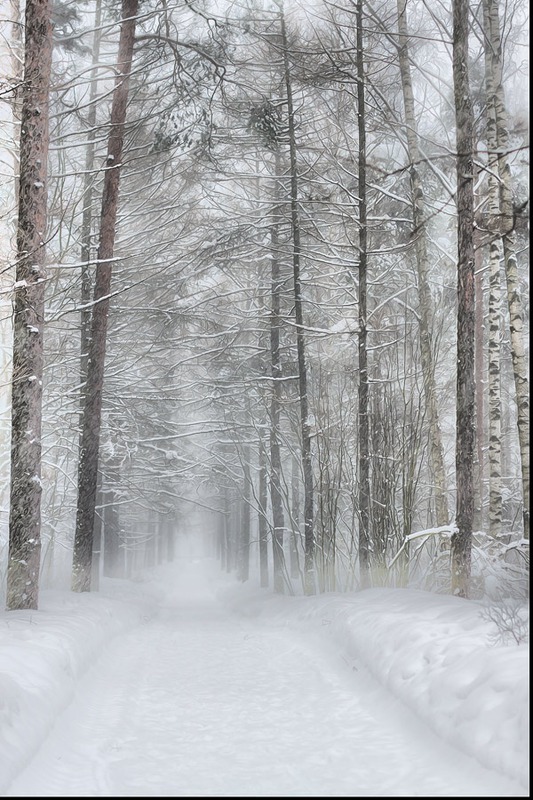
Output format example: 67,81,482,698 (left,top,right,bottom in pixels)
0,543,528,797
